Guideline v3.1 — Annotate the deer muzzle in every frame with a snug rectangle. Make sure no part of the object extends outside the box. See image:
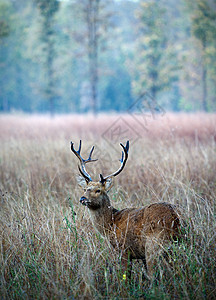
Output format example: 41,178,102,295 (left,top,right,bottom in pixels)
80,196,90,206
